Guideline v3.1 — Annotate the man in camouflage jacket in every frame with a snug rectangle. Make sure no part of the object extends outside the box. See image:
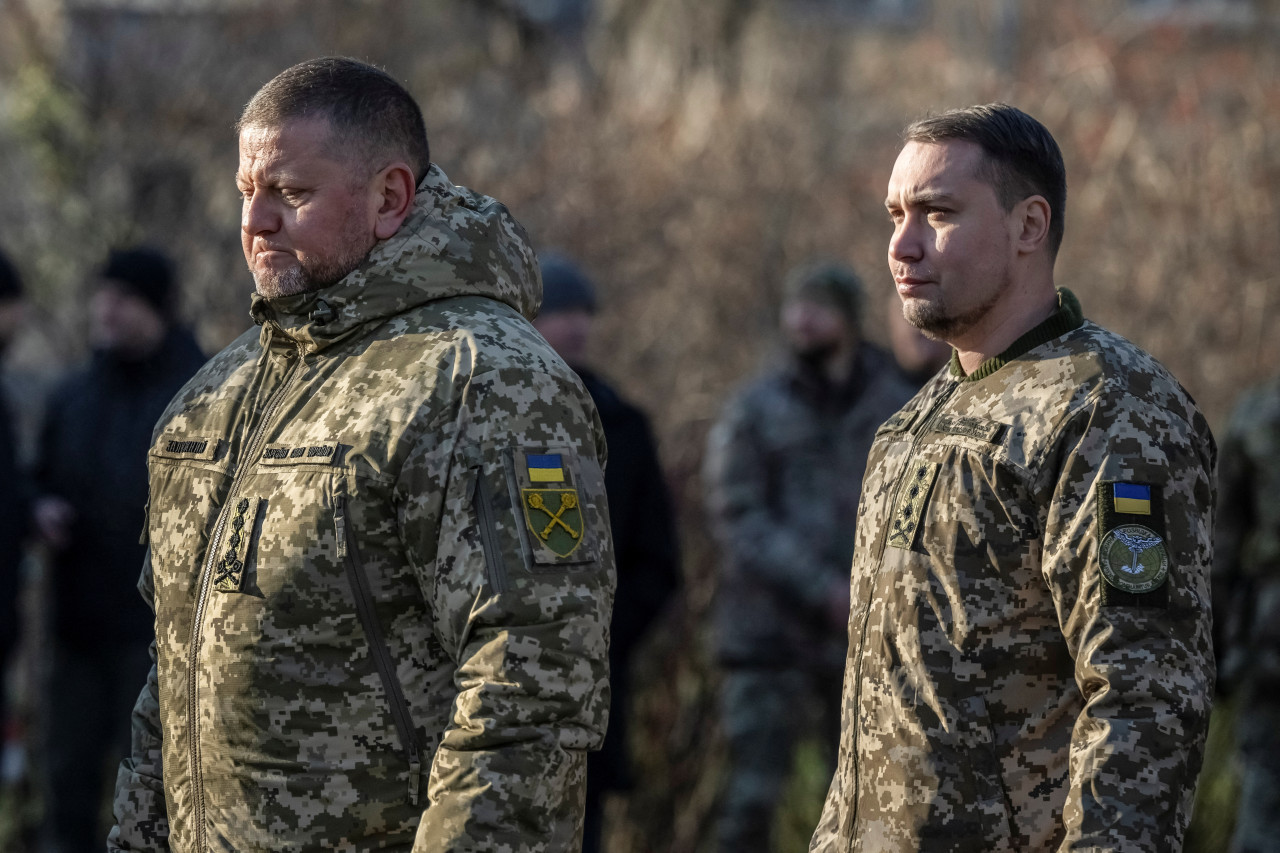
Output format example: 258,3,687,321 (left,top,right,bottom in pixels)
811,105,1215,852
1215,377,1280,853
704,262,915,852
108,58,613,853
